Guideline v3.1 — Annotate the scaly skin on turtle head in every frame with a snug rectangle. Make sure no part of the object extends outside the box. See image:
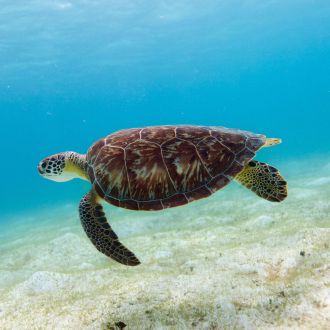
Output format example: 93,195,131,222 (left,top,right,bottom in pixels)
38,152,88,182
